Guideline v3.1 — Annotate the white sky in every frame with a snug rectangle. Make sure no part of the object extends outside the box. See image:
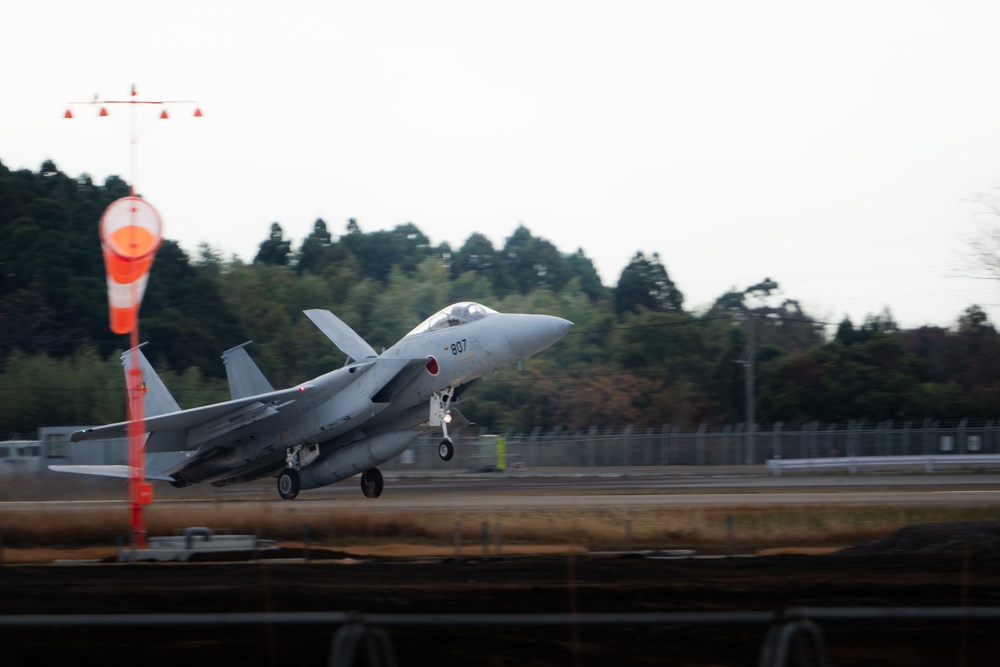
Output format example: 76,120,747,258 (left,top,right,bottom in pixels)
4,1,1000,329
